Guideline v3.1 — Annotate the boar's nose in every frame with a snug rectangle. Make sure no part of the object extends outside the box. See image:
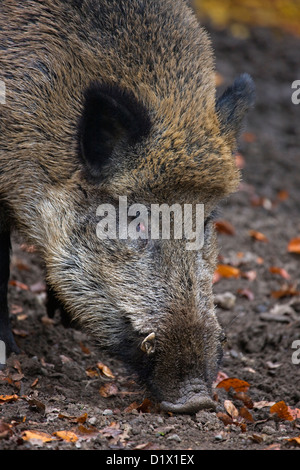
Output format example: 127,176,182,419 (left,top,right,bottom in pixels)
160,395,216,414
